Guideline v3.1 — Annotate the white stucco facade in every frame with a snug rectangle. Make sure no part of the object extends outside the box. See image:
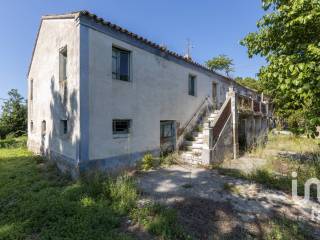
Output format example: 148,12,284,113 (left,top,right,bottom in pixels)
27,11,256,175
